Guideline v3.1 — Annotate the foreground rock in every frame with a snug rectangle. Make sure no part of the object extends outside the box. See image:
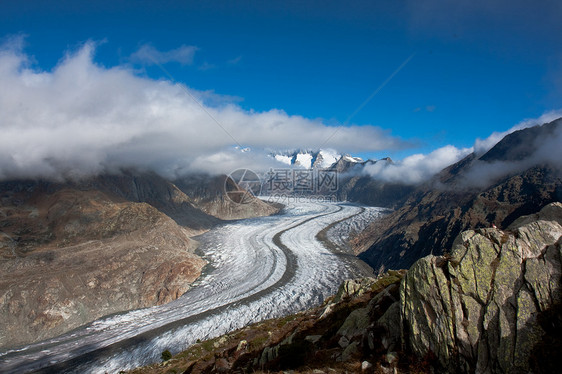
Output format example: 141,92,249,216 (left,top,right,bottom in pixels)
401,202,562,373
